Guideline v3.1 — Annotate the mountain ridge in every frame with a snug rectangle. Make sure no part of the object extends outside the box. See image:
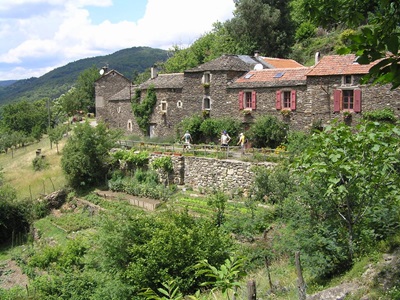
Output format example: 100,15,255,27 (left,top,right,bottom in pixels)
0,46,169,105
